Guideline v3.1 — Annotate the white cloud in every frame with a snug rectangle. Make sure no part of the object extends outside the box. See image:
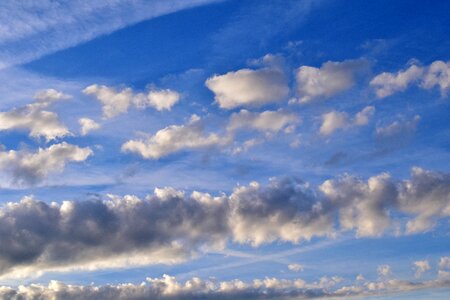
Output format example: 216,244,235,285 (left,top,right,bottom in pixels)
122,115,228,159
205,67,289,109
0,0,222,68
78,118,101,136
439,257,450,270
320,111,349,136
0,90,70,141
421,60,450,95
227,109,299,134
320,106,375,136
370,65,423,98
370,60,450,98
288,263,304,272
134,89,181,111
83,84,181,119
0,142,92,186
414,260,431,278
1,270,449,300
377,265,392,277
295,59,368,103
